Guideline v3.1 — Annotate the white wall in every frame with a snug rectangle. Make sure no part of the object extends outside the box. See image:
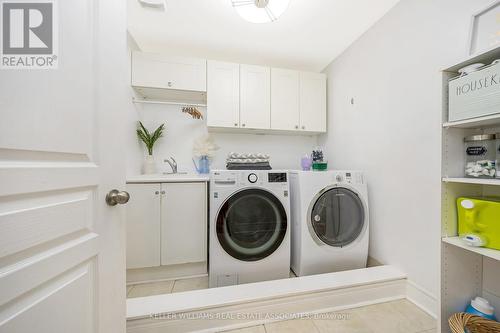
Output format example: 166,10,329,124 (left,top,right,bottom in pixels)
319,0,493,313
125,103,318,176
